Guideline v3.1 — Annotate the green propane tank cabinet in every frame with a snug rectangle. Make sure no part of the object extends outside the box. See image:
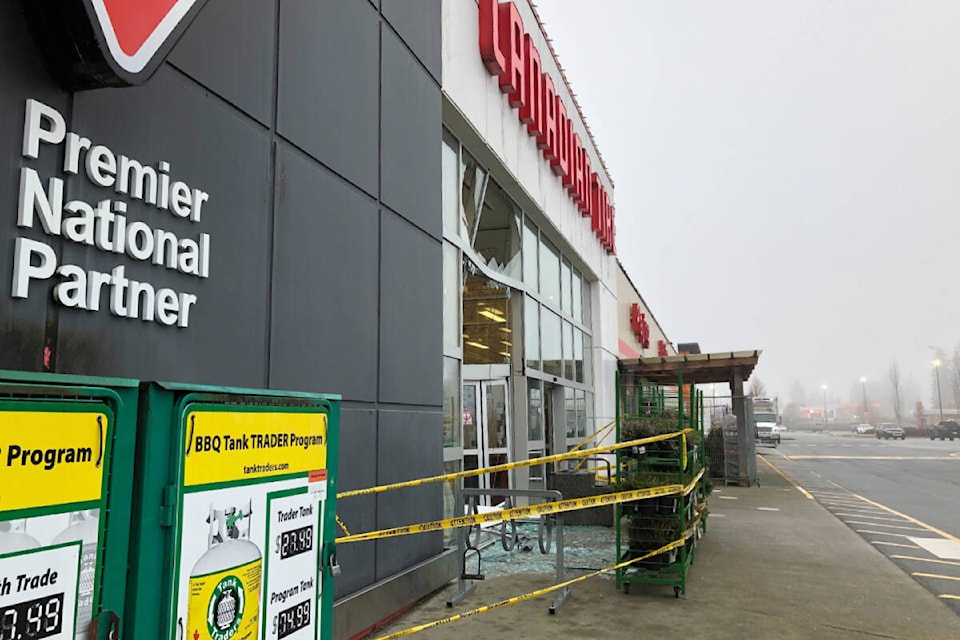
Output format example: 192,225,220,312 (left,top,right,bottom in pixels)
0,370,140,640
126,383,340,640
